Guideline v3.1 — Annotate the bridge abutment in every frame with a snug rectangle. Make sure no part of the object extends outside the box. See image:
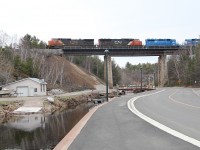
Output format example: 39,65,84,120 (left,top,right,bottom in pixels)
104,55,113,89
158,55,168,87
